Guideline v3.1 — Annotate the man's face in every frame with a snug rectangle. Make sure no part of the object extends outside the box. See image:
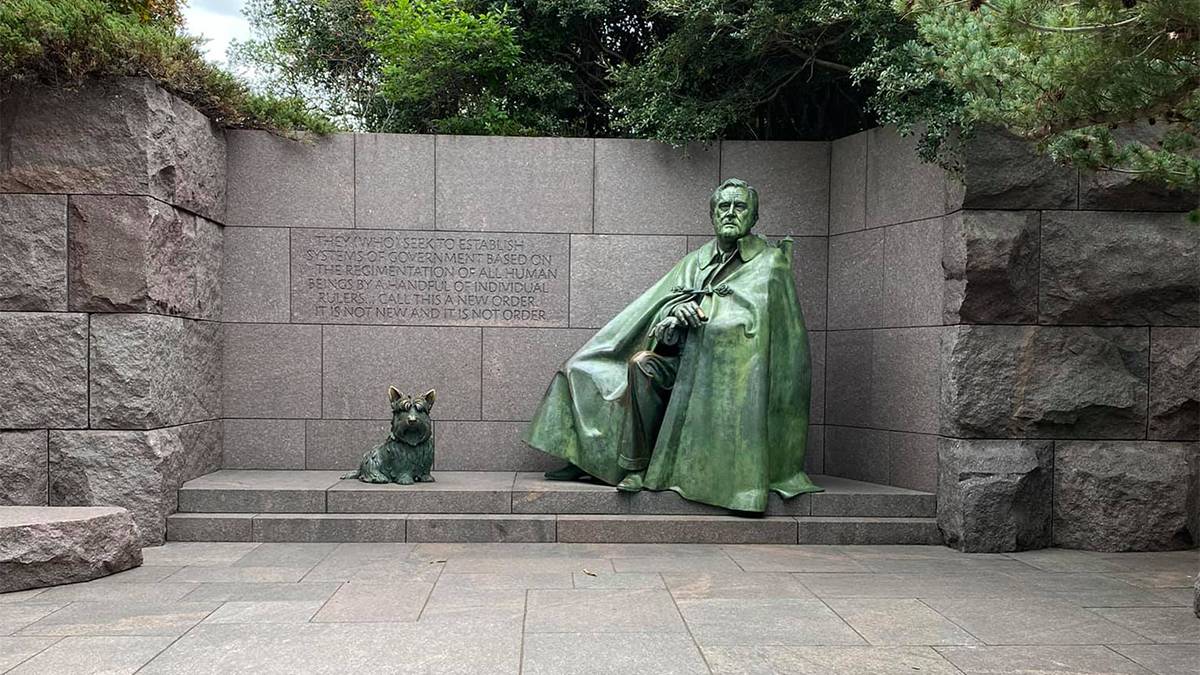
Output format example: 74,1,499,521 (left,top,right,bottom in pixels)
712,186,756,240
